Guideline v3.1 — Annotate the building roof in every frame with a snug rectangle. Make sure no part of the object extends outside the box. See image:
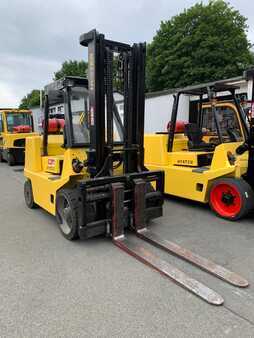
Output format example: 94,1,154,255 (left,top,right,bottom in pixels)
145,75,244,99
